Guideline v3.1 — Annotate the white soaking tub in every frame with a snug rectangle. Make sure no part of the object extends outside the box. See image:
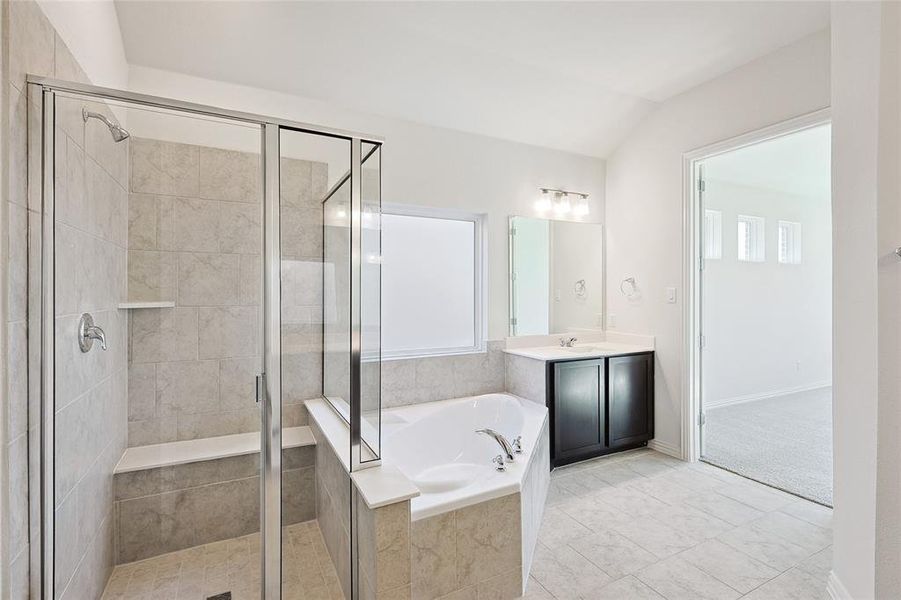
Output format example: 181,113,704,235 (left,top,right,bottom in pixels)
382,393,550,596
